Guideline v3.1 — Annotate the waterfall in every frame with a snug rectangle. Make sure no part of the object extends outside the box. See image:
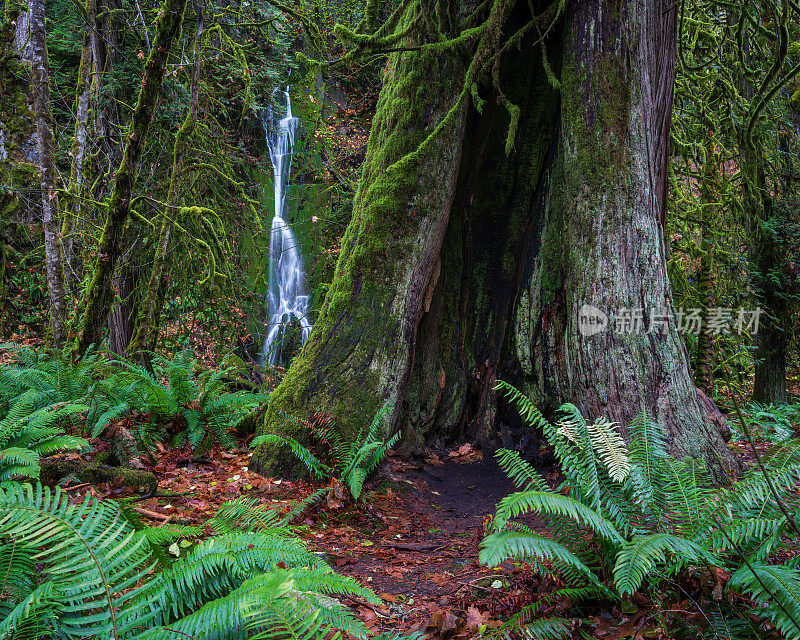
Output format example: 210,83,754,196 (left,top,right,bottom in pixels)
260,88,312,366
